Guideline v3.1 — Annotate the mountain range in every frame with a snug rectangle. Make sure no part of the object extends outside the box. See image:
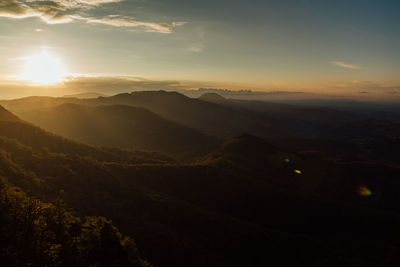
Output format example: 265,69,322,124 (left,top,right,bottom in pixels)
1,91,400,266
